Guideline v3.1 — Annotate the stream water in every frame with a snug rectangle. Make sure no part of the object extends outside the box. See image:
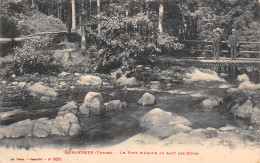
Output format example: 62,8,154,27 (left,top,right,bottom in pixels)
0,65,259,149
